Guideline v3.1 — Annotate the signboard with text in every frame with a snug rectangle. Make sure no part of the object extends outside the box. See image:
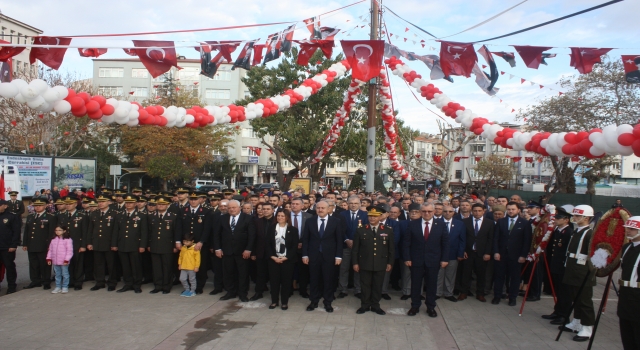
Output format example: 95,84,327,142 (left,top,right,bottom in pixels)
53,158,96,190
0,155,52,196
